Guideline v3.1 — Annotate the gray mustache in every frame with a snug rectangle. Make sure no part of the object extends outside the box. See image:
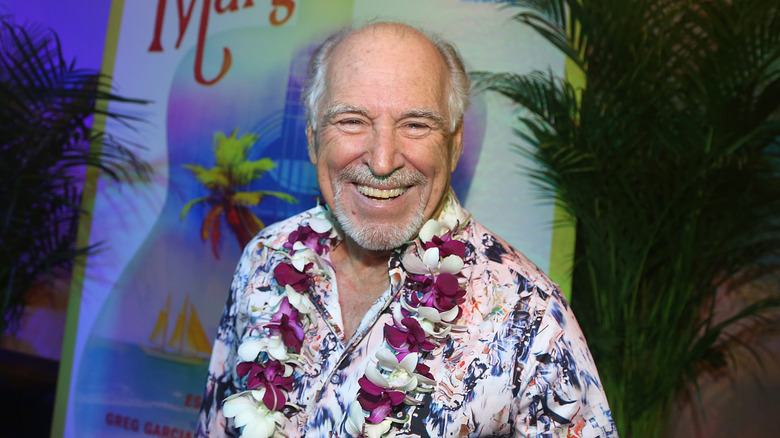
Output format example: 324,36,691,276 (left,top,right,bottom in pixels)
337,164,425,188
